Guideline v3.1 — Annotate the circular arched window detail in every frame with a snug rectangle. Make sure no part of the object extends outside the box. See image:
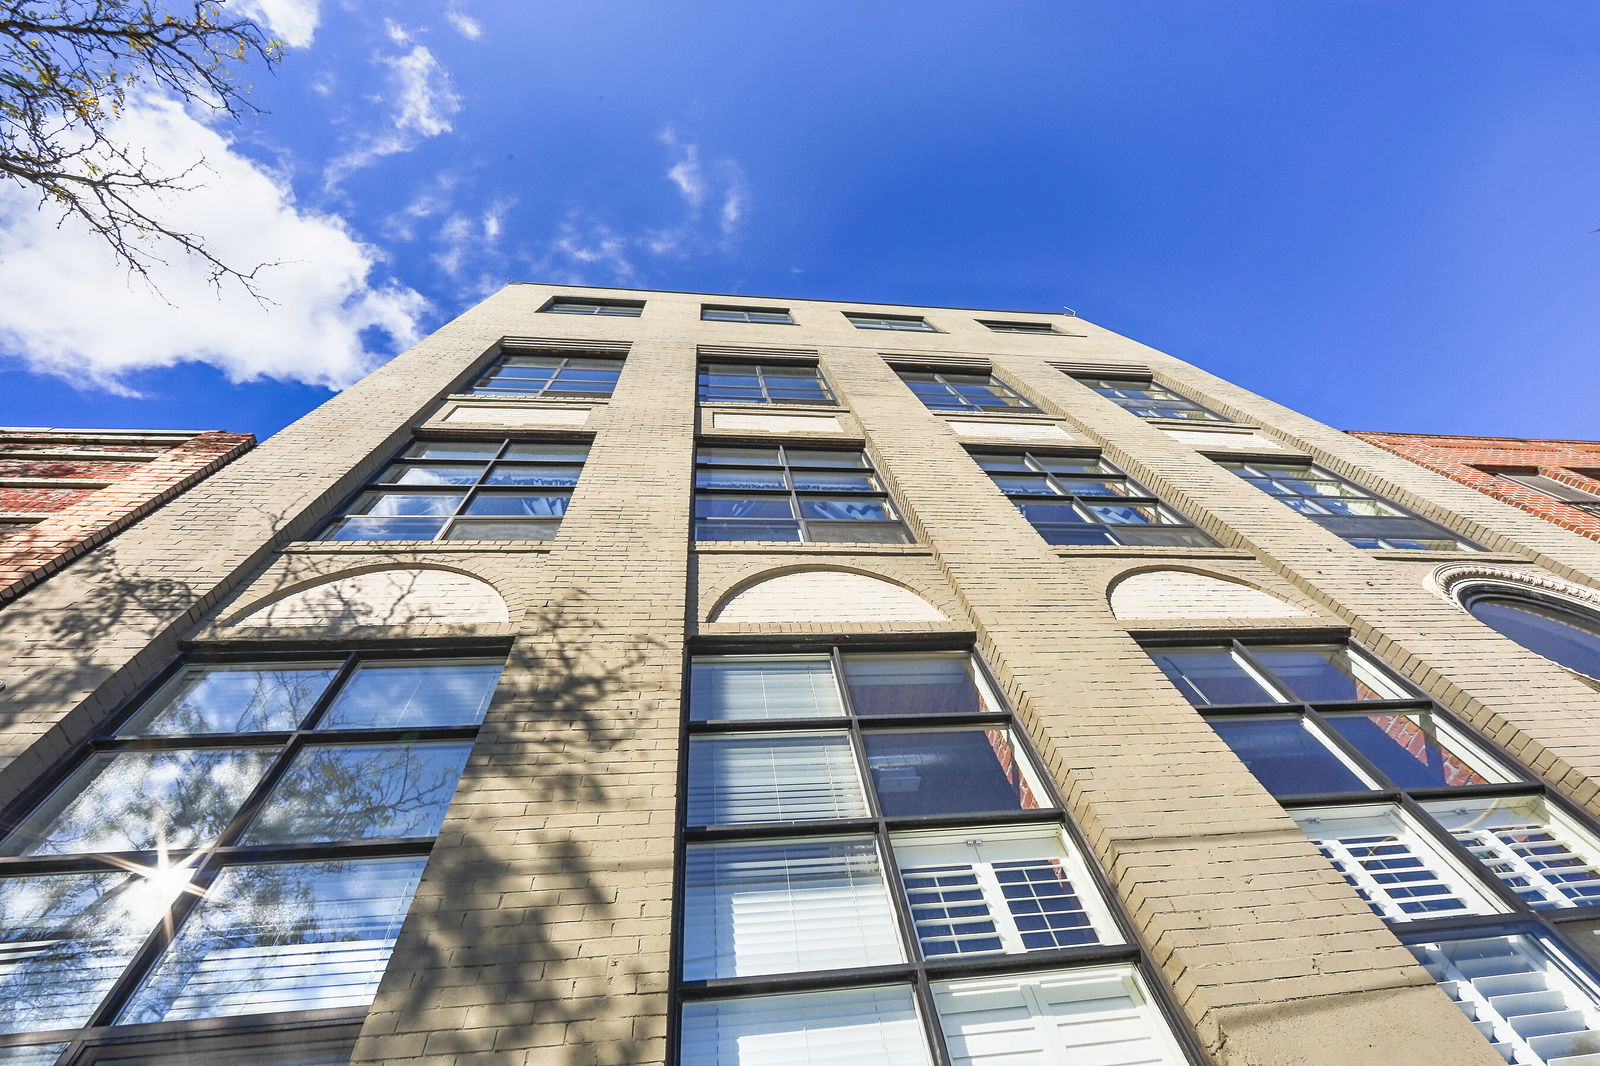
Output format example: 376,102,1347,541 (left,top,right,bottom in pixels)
1461,587,1600,680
